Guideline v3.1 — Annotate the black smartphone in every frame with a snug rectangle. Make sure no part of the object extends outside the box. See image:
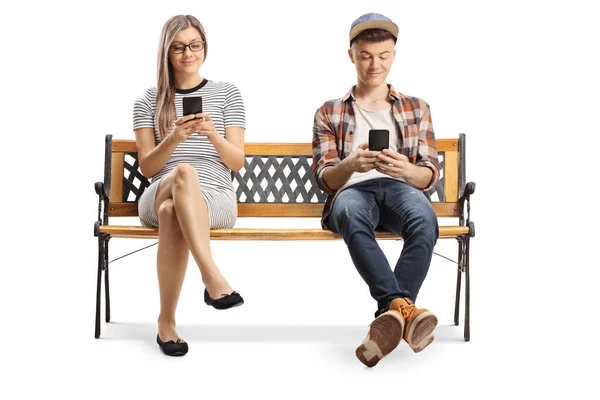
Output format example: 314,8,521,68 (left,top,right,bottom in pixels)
182,96,203,117
369,129,389,151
